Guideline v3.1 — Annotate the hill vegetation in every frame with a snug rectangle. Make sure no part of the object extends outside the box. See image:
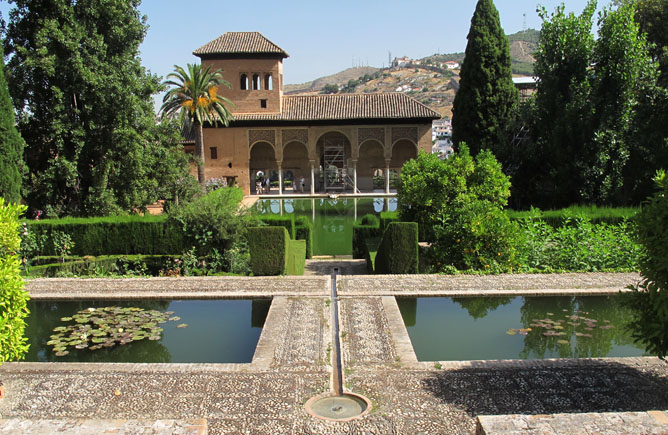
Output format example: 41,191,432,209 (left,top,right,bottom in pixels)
285,29,538,118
